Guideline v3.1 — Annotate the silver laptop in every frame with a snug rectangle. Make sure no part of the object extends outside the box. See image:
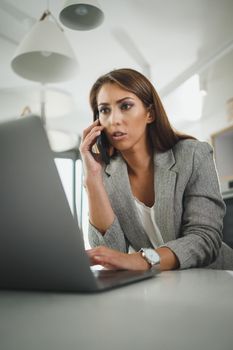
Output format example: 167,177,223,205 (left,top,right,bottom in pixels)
0,116,156,292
